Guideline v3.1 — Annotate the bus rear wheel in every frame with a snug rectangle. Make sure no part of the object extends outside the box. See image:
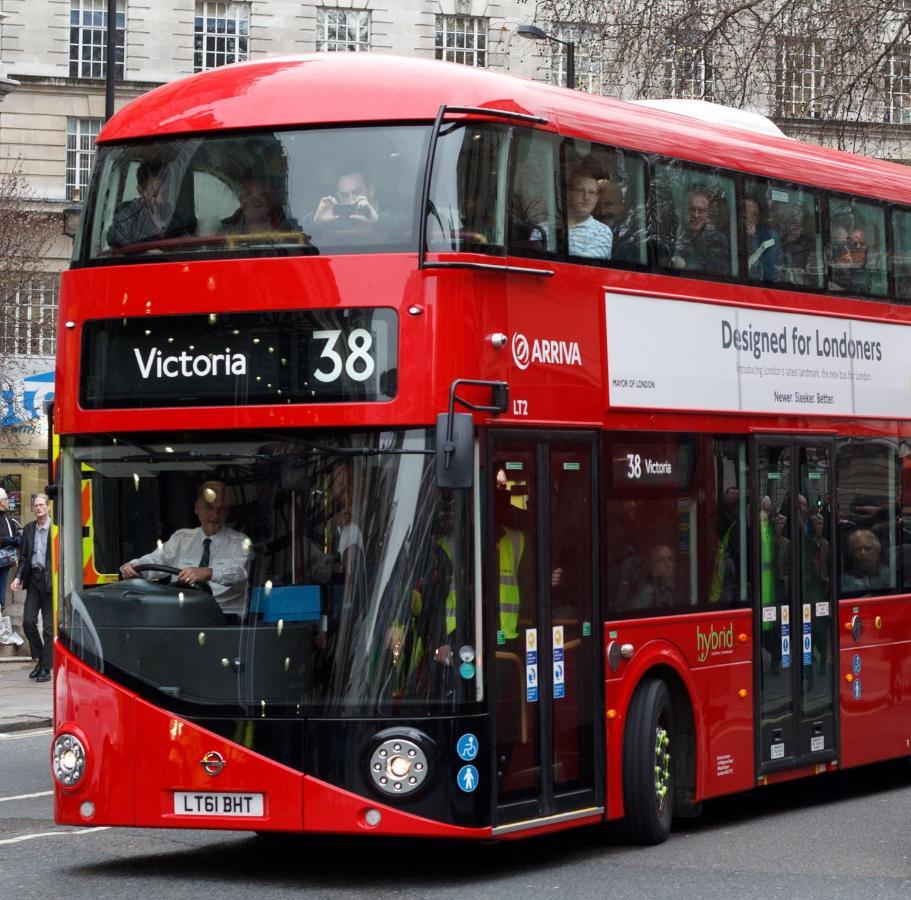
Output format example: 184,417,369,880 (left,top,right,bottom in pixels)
623,678,674,844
